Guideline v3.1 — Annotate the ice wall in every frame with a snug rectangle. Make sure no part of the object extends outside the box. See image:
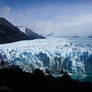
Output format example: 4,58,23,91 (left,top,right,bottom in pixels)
0,38,92,75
